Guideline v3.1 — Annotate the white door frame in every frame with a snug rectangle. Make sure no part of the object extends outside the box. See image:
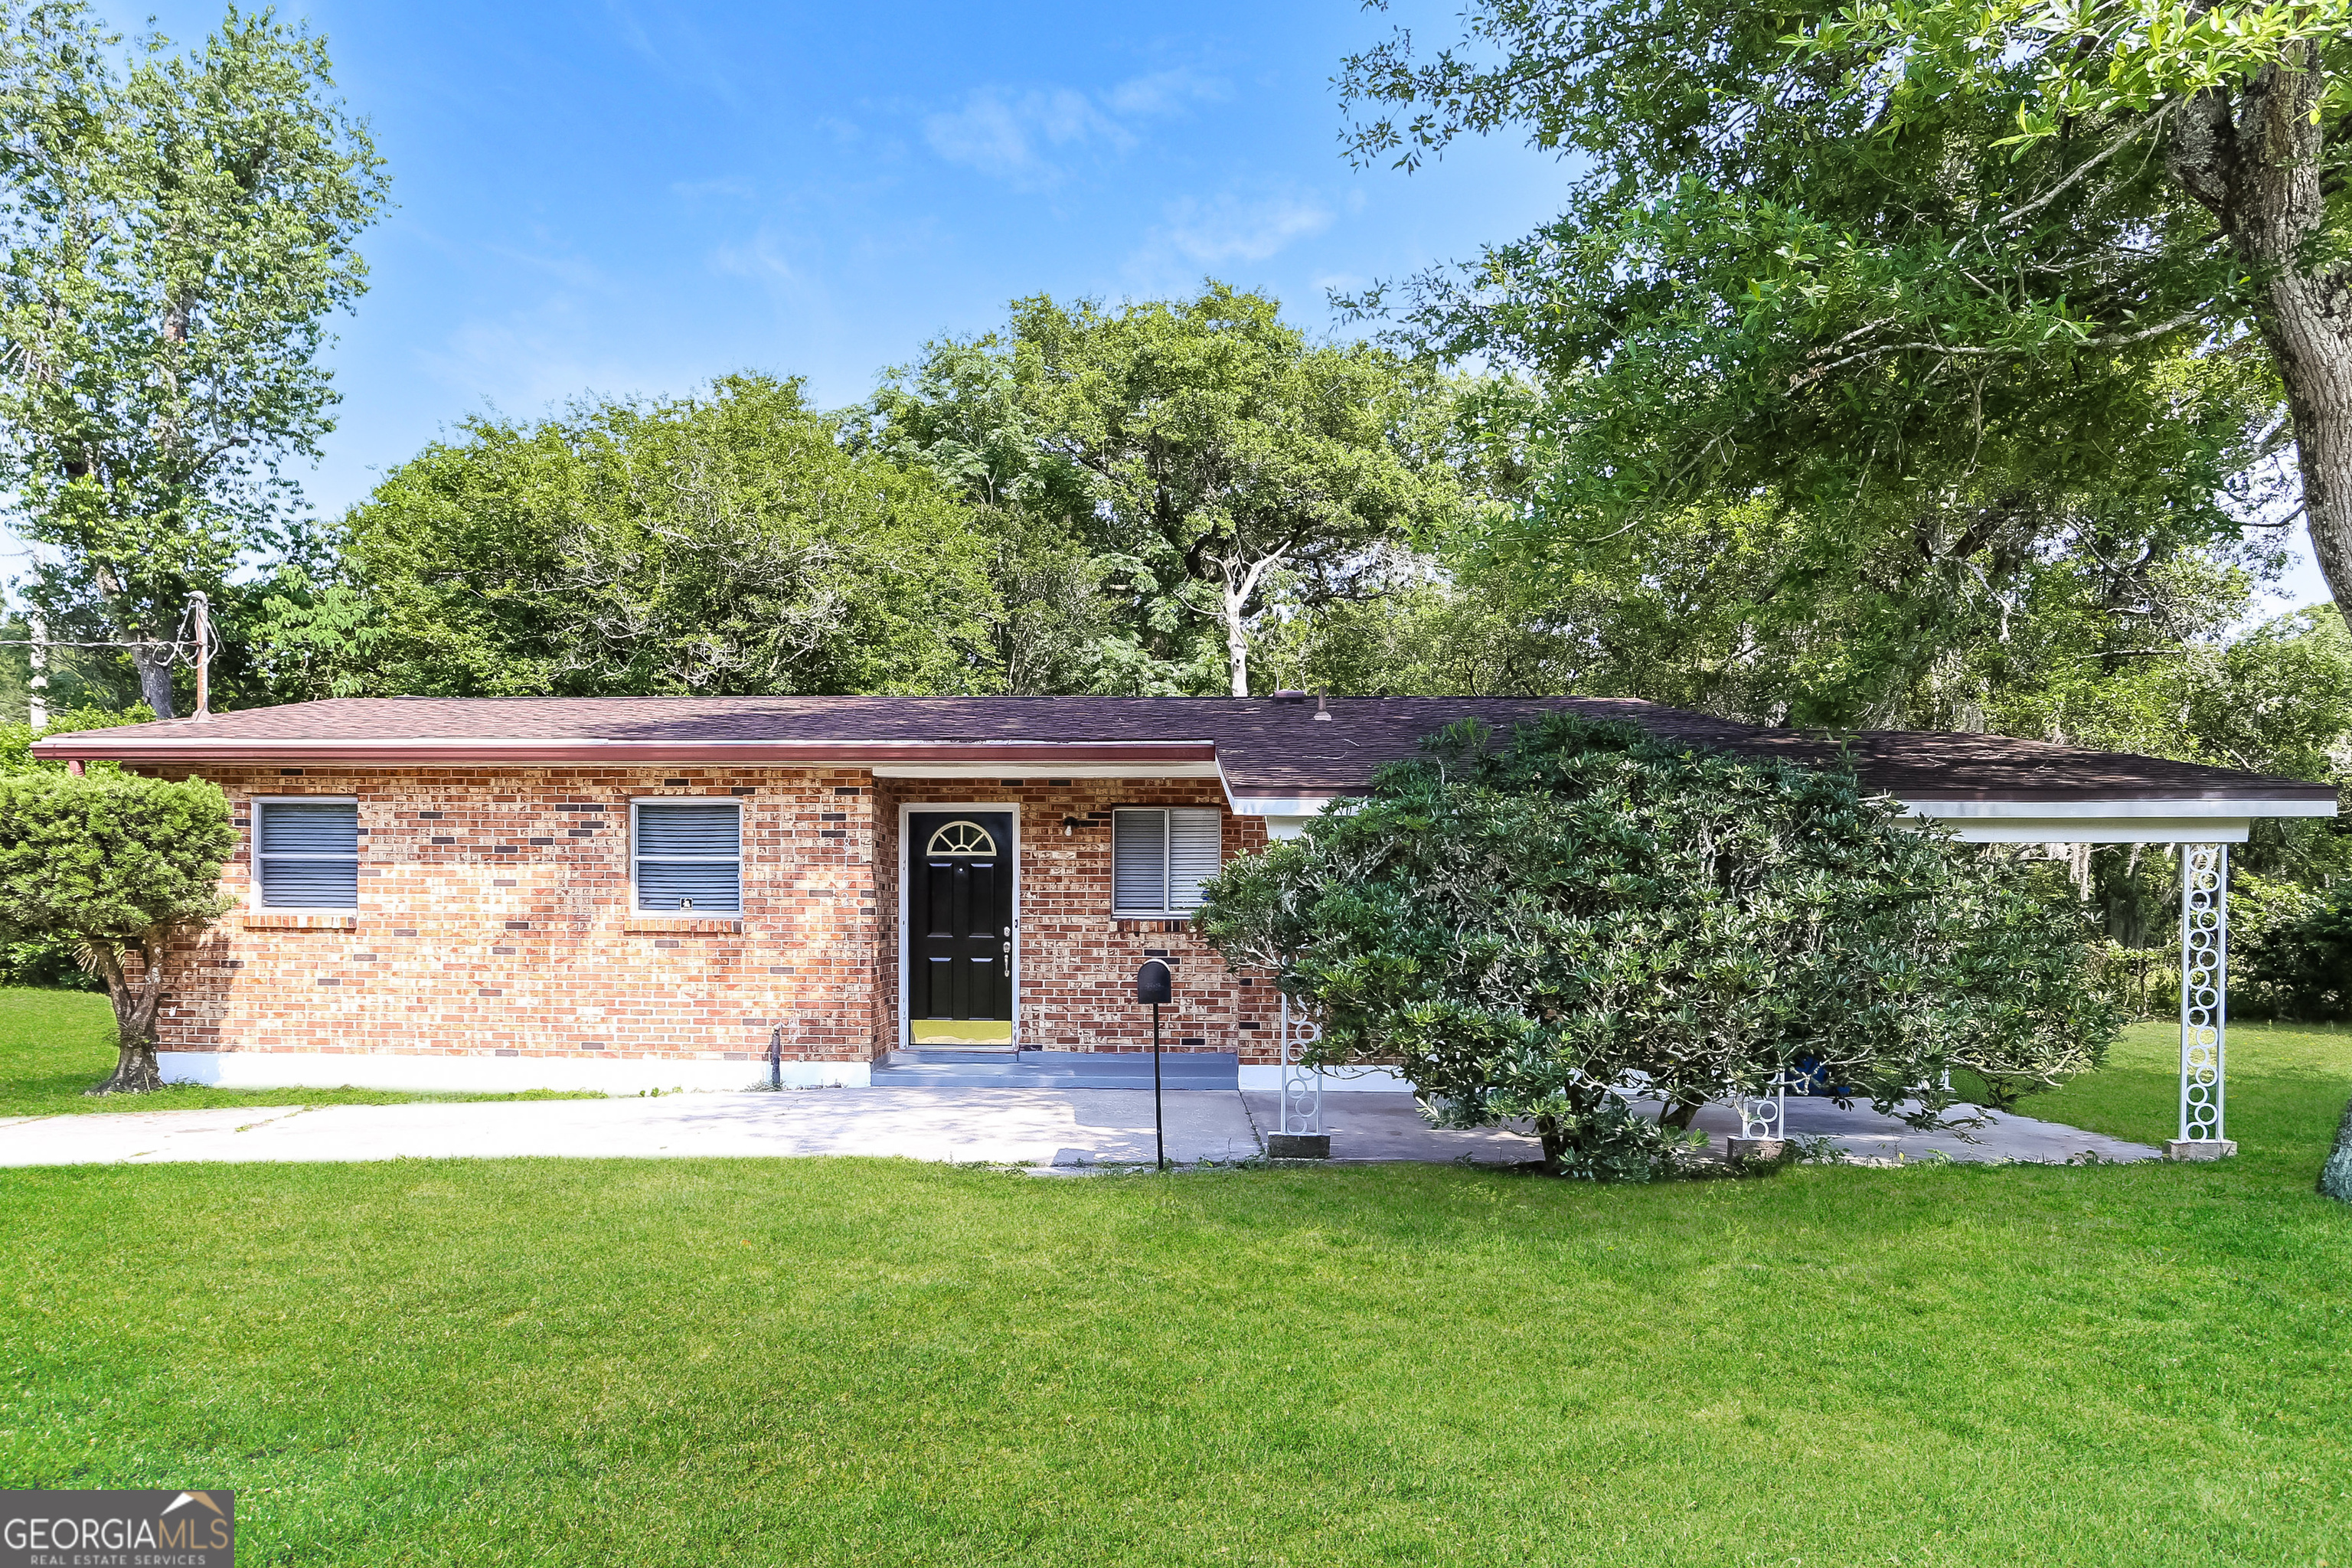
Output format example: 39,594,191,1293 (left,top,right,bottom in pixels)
896,801,1022,1049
